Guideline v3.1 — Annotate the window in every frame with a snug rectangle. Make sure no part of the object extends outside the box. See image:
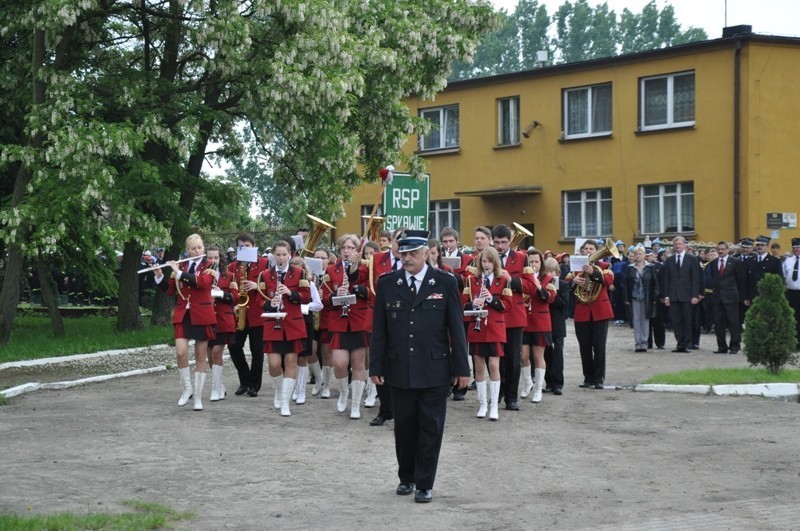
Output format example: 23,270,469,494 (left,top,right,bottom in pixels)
563,189,612,238
640,71,695,131
419,105,459,151
428,200,460,238
497,97,520,145
563,83,612,139
360,204,383,234
639,182,694,234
